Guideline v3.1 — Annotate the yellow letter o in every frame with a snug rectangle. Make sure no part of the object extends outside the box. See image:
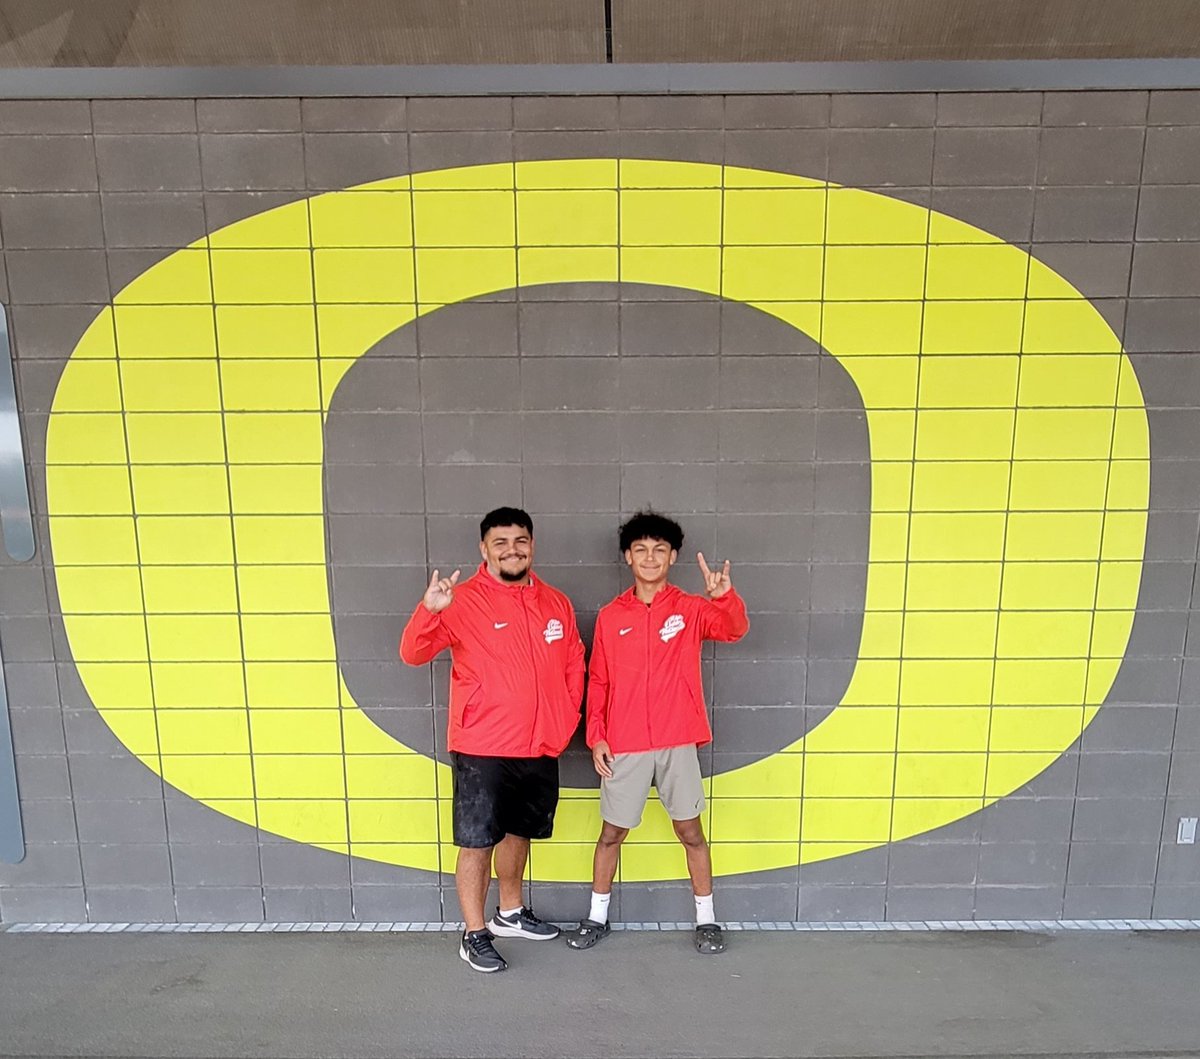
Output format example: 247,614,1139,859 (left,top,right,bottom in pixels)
46,160,1148,882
